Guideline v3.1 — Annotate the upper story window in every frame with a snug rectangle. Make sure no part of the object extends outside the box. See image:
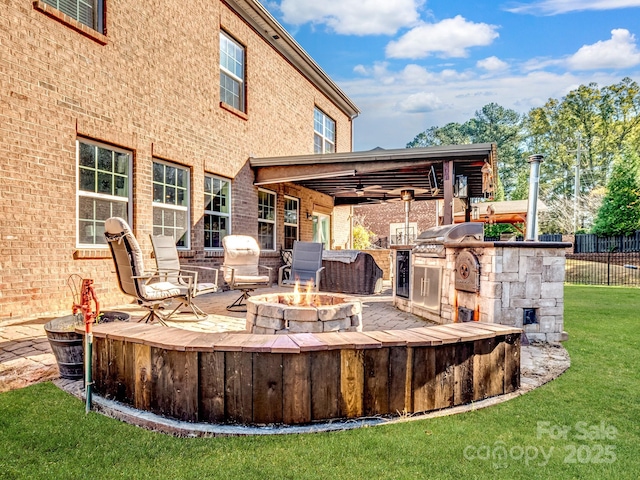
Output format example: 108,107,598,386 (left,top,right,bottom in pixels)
283,197,299,250
204,175,231,249
152,160,190,249
43,0,104,33
220,32,245,112
314,107,336,154
77,139,131,246
258,189,276,251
